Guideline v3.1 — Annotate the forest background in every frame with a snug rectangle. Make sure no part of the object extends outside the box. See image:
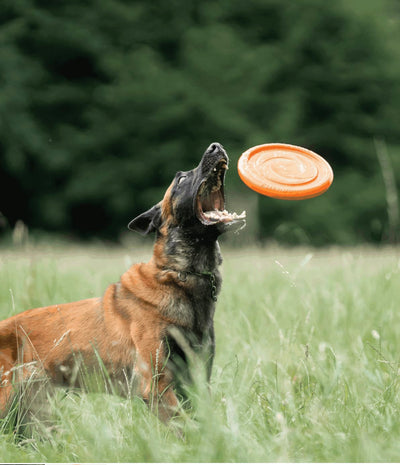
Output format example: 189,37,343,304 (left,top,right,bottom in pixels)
1,0,400,246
